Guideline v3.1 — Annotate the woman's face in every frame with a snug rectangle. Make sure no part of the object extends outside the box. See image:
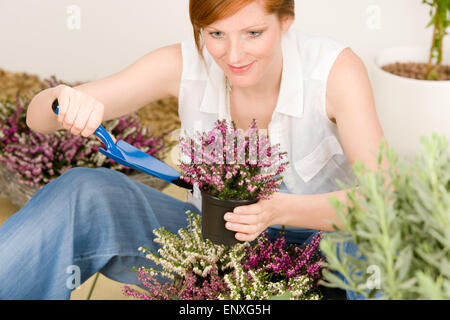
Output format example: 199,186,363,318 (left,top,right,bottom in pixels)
203,1,293,89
